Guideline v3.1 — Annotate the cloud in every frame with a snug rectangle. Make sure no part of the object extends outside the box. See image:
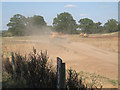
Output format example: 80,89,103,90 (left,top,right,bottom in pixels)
64,4,77,8
79,14,87,16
